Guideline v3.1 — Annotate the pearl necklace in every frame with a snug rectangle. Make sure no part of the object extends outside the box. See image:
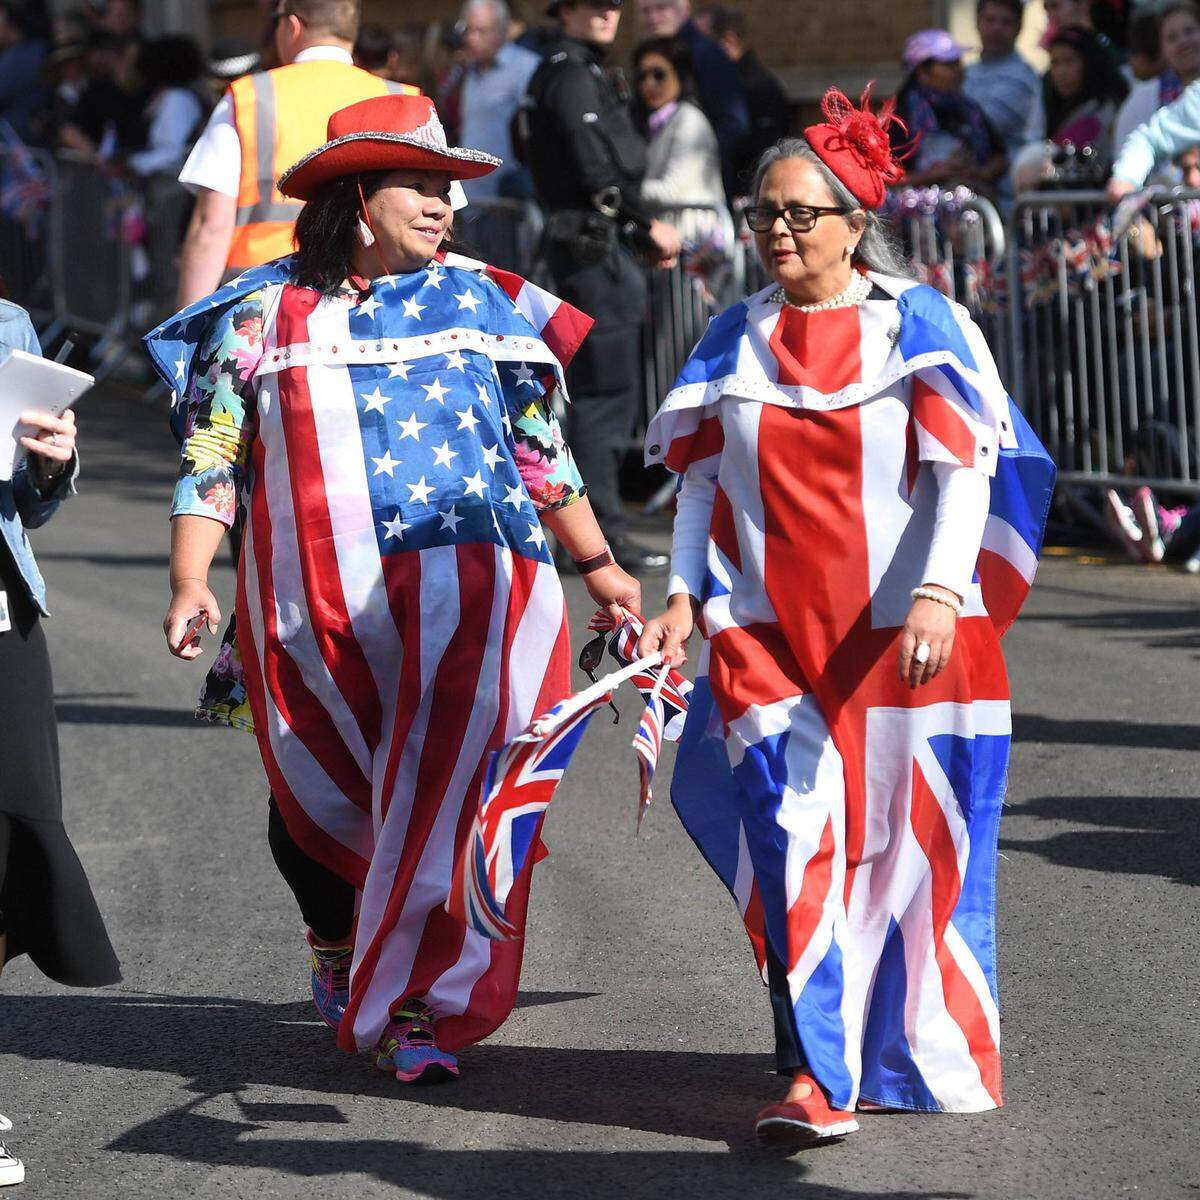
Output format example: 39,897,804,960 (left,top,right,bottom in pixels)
771,270,873,313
